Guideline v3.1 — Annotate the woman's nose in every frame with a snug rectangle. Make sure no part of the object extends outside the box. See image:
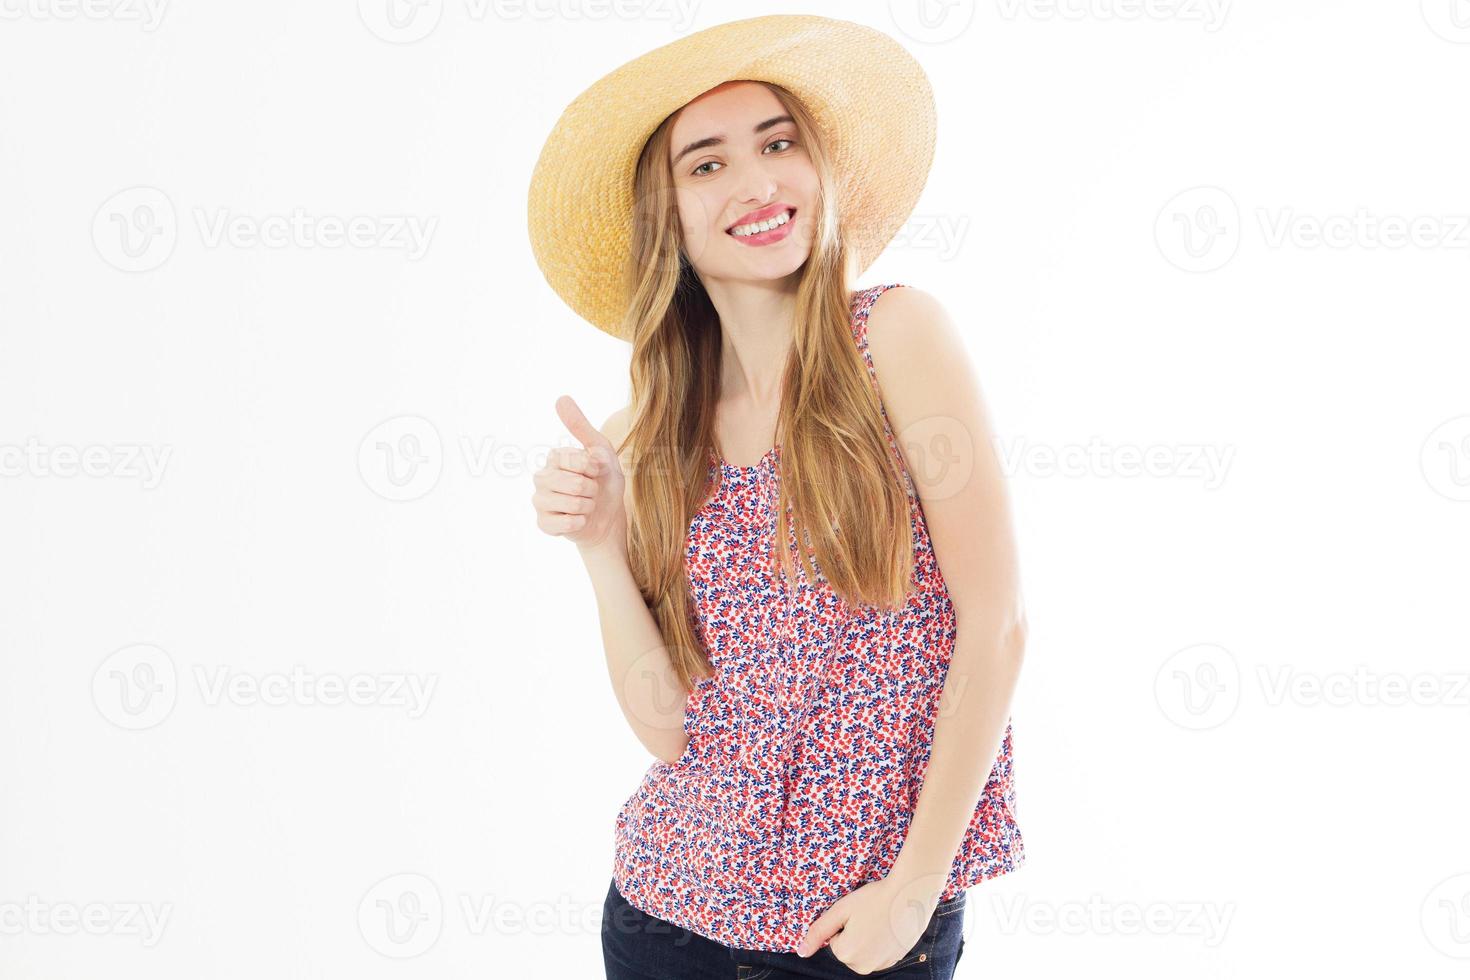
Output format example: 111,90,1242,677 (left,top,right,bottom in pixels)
732,166,779,208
